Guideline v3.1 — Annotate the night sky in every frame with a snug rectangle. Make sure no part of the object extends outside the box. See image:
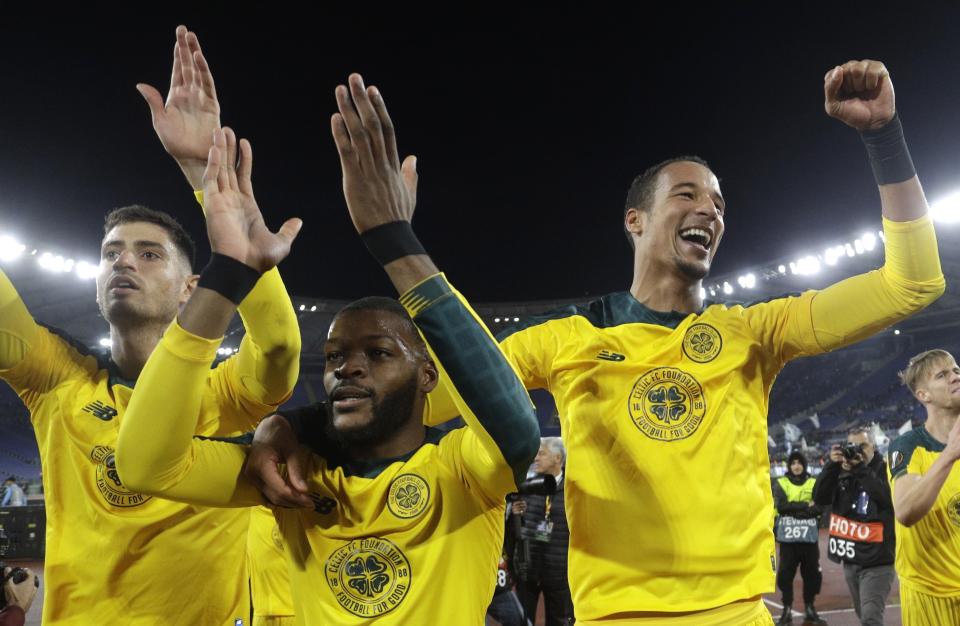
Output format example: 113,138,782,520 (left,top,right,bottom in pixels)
1,5,959,302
